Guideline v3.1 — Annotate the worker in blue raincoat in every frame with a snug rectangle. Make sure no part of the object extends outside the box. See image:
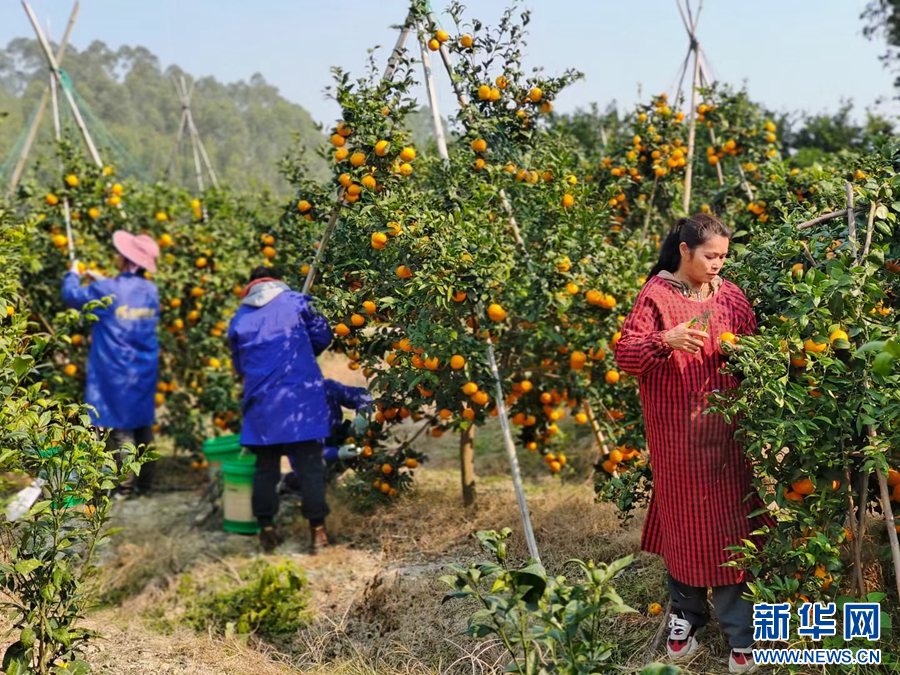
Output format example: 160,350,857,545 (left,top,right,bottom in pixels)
228,266,333,553
62,231,160,496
